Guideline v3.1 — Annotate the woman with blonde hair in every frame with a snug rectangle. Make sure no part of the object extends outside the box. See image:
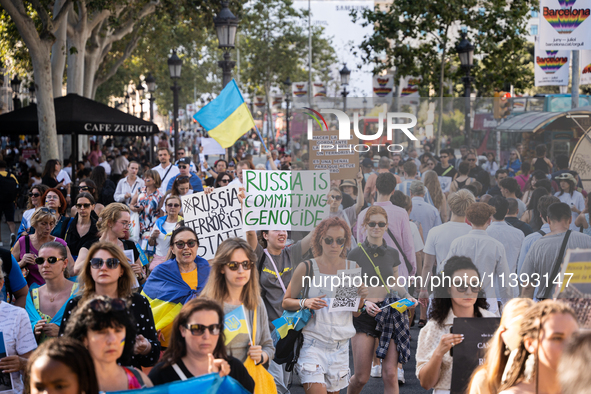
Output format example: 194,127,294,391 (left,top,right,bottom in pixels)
423,170,448,222
12,208,75,286
468,298,535,394
506,149,522,177
497,300,579,394
59,242,161,369
200,237,274,365
73,203,143,281
15,184,48,241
